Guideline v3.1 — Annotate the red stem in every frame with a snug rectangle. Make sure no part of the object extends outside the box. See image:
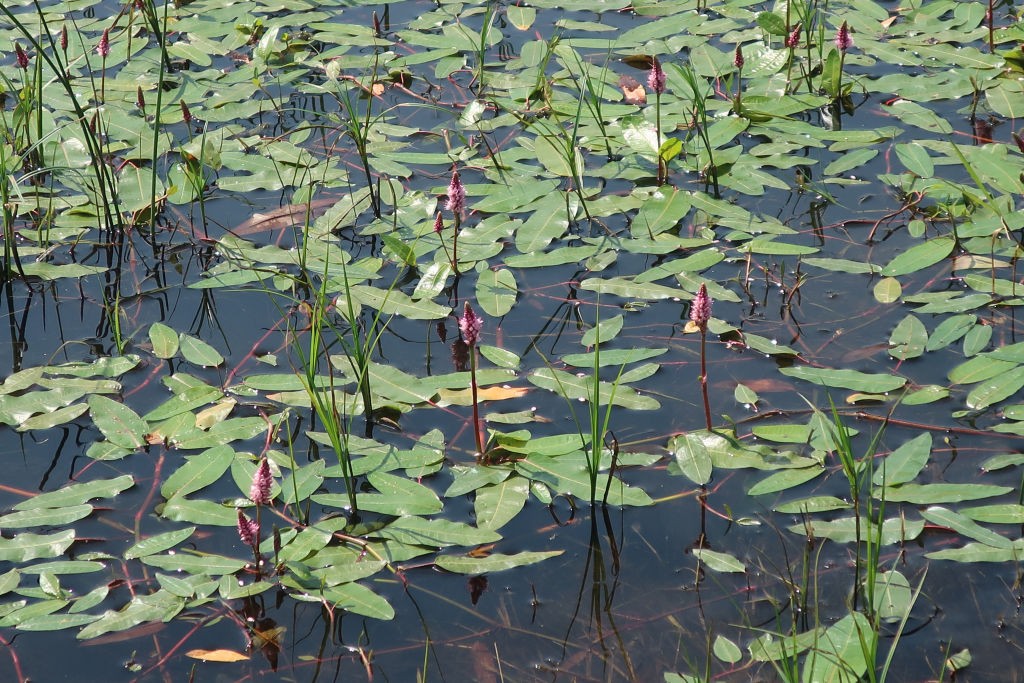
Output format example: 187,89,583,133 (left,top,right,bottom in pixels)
700,328,712,430
470,346,483,454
